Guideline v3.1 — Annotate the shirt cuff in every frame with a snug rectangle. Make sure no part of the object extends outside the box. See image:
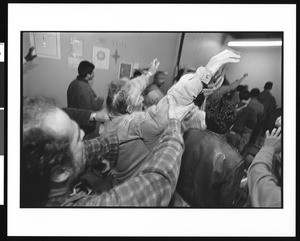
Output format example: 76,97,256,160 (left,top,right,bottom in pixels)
196,66,213,85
